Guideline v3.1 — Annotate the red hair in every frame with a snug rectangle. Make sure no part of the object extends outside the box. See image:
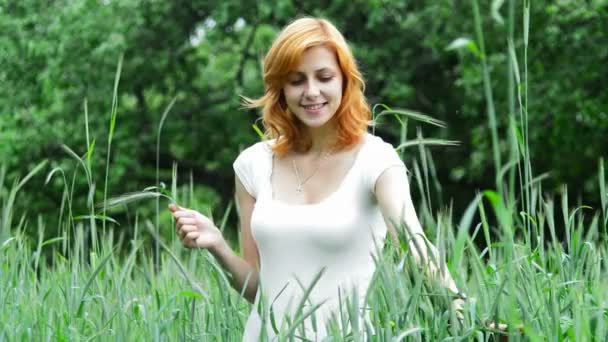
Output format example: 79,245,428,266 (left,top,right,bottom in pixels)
242,17,370,156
